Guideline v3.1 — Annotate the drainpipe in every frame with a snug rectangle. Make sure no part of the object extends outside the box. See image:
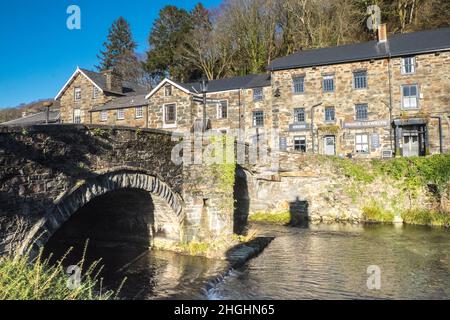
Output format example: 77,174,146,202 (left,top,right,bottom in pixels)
430,116,443,154
387,52,394,152
310,102,323,154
